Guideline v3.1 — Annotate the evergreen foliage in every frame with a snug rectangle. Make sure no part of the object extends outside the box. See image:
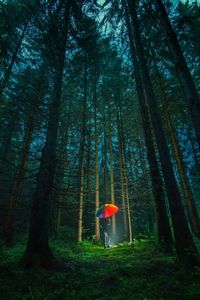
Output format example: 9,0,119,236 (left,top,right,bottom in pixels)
0,0,200,297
